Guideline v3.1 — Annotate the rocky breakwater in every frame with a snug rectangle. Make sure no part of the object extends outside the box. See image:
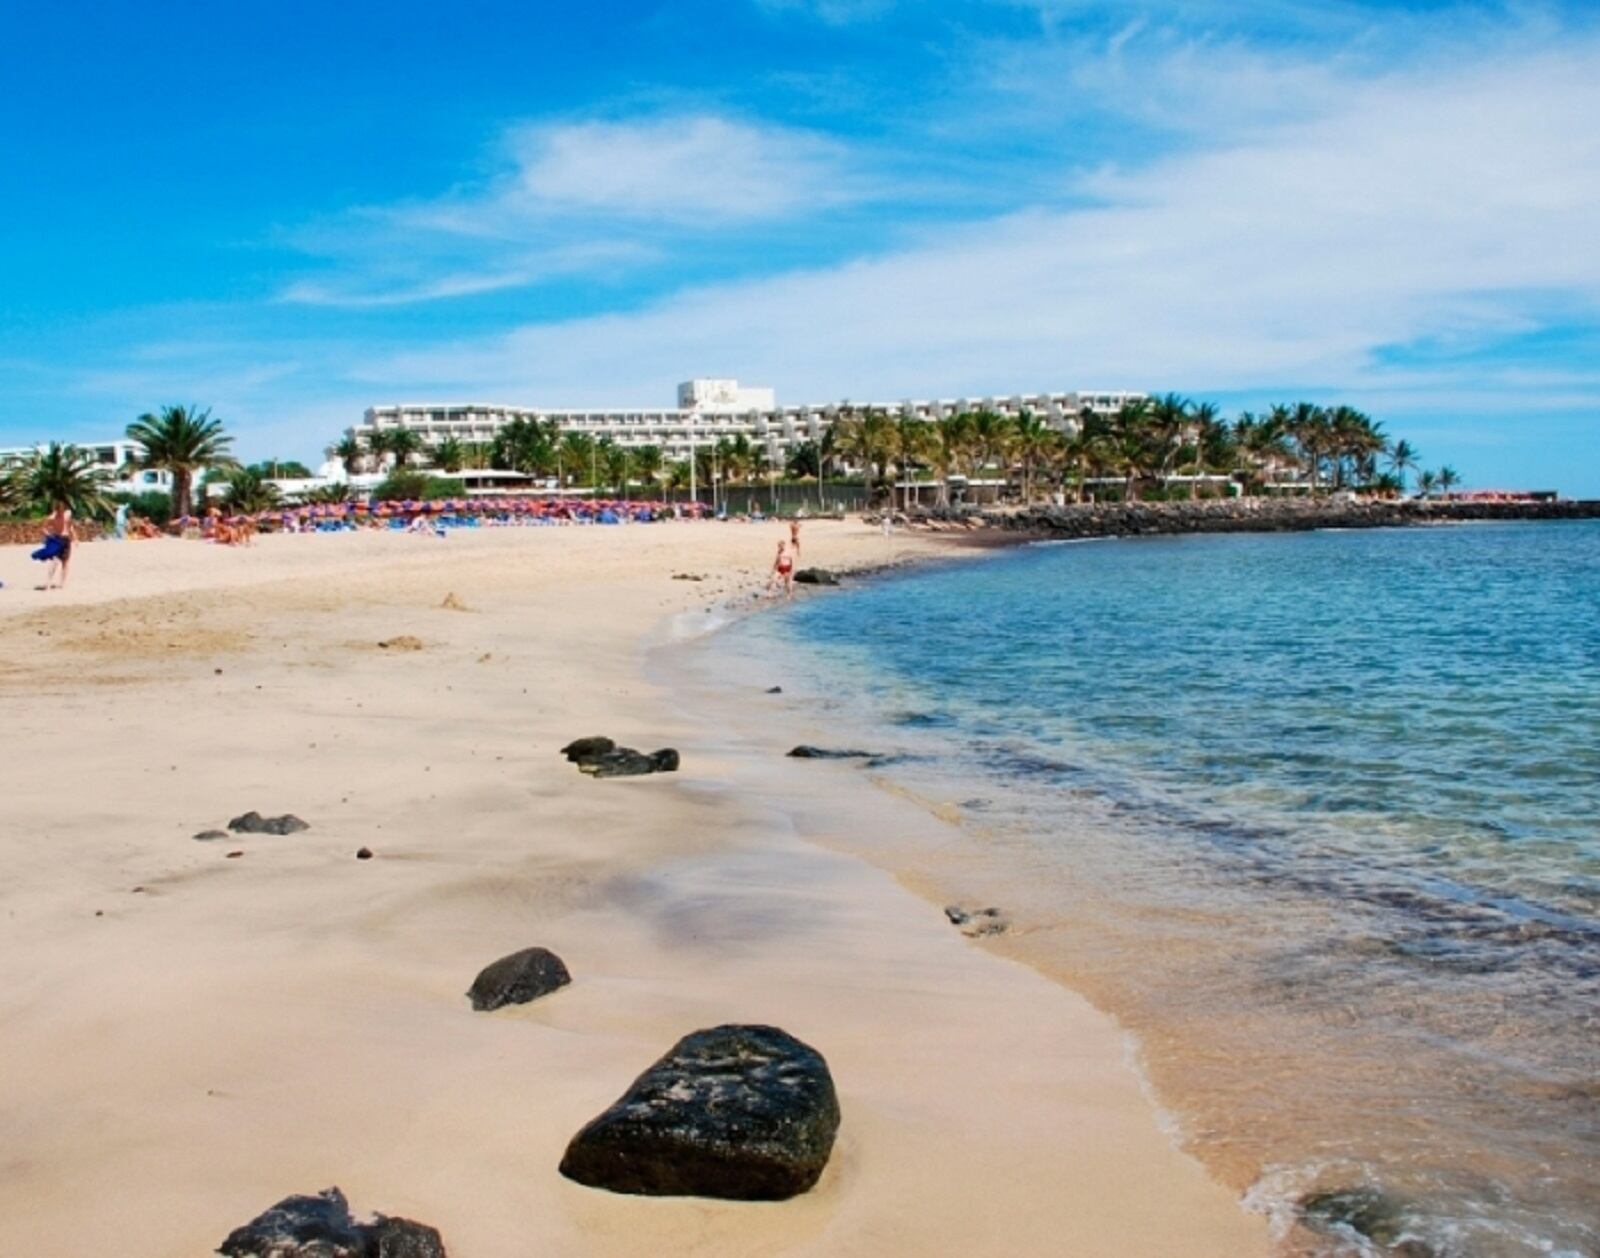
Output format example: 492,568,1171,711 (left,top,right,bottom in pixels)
915,496,1600,539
